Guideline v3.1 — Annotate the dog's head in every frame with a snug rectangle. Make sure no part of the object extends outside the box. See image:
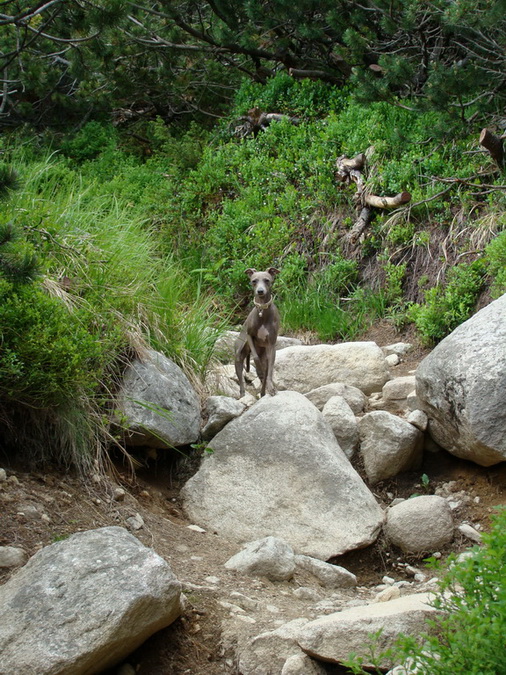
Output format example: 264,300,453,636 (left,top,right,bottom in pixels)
245,267,280,300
